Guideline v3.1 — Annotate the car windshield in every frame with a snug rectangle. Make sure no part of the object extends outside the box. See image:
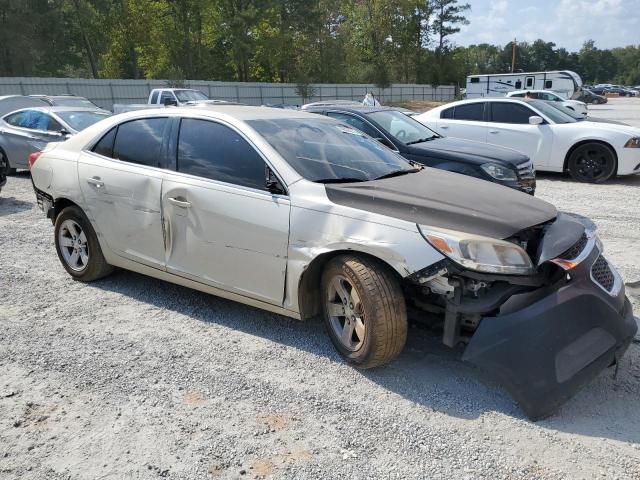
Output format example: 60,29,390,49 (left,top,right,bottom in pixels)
525,100,577,124
54,98,100,109
174,90,208,102
56,111,111,131
366,110,438,144
543,101,584,120
248,118,416,182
